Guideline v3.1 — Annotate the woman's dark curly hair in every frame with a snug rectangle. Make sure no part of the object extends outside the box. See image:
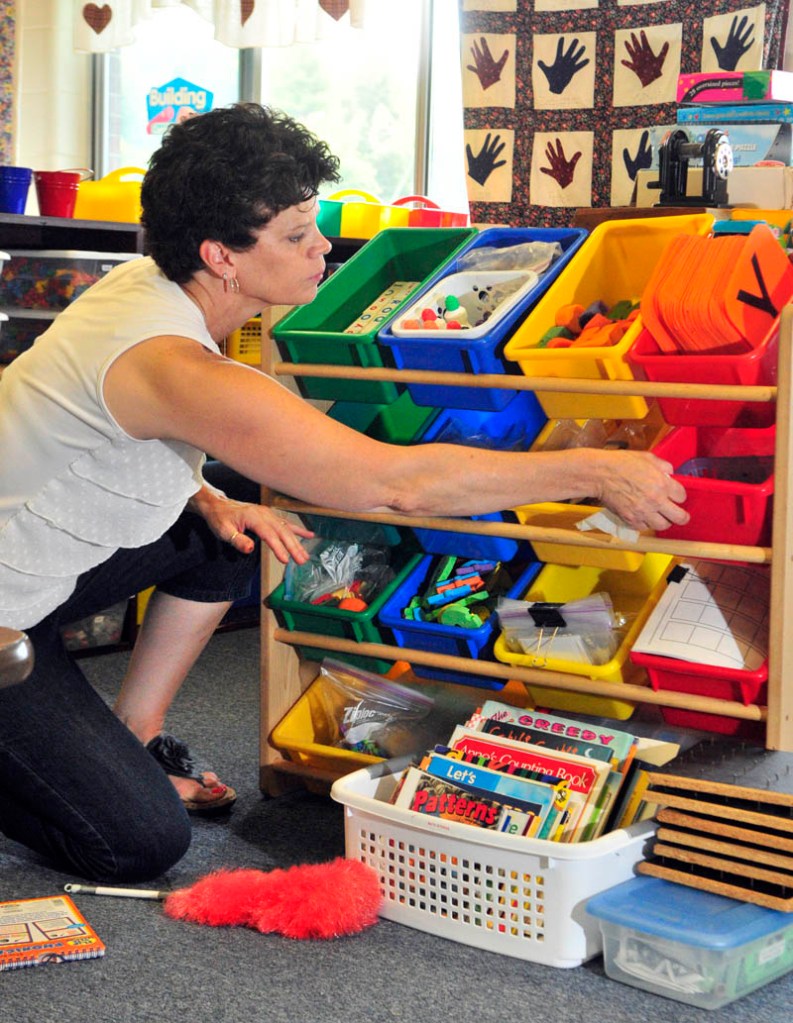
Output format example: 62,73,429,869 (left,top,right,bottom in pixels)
141,103,340,283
